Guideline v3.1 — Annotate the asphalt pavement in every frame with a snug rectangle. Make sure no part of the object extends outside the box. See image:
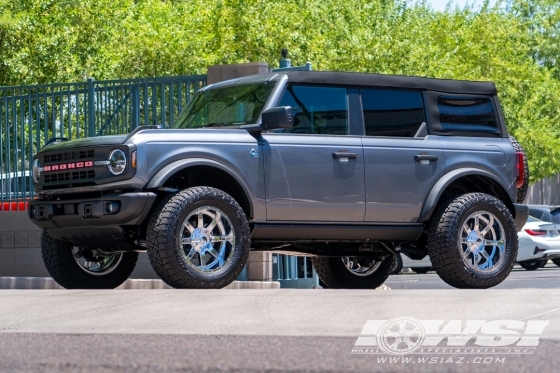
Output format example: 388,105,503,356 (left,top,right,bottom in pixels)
385,262,560,289
1,265,560,372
